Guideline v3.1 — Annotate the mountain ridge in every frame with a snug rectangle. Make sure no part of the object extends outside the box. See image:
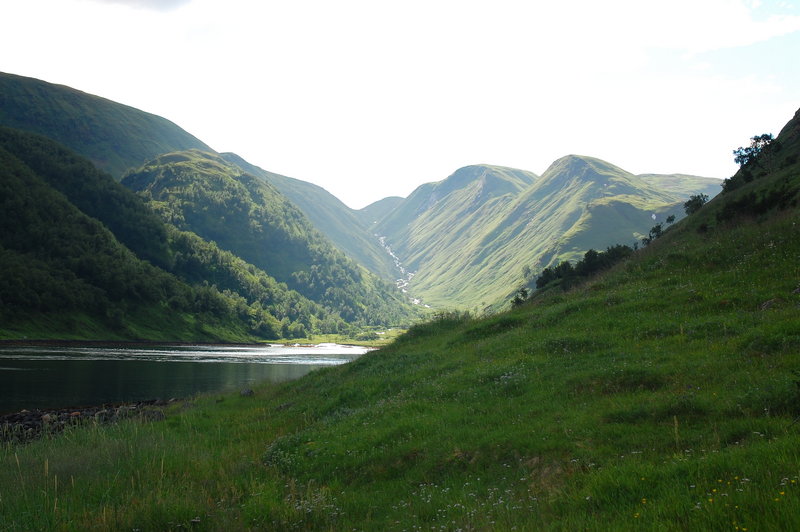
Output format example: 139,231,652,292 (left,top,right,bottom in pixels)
372,154,718,308
0,72,211,178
